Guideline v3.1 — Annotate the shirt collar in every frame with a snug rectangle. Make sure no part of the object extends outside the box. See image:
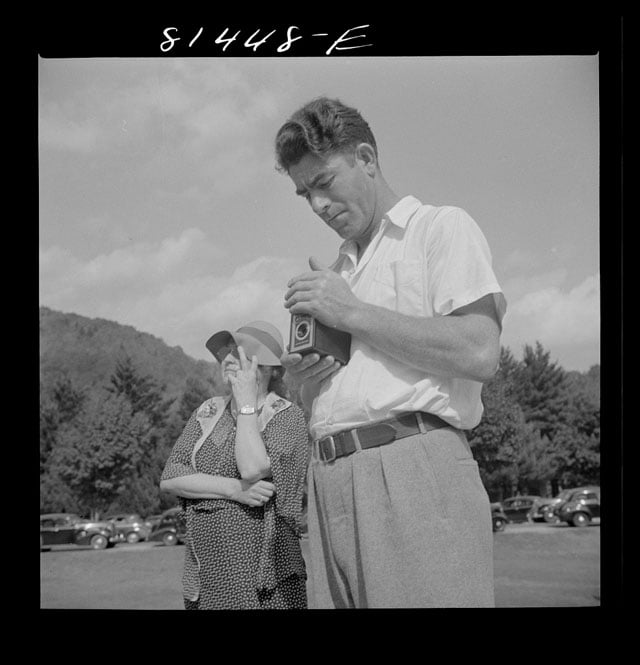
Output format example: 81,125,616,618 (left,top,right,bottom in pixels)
384,195,422,229
337,195,422,260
